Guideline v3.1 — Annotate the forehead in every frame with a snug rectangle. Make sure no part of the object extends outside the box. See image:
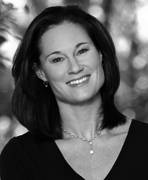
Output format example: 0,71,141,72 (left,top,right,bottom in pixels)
40,22,92,53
